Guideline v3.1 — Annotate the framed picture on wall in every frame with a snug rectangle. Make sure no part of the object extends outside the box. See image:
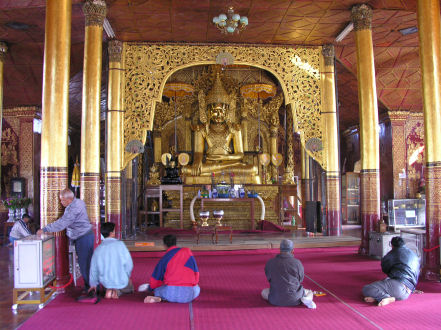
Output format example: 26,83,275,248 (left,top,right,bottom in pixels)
11,178,25,198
